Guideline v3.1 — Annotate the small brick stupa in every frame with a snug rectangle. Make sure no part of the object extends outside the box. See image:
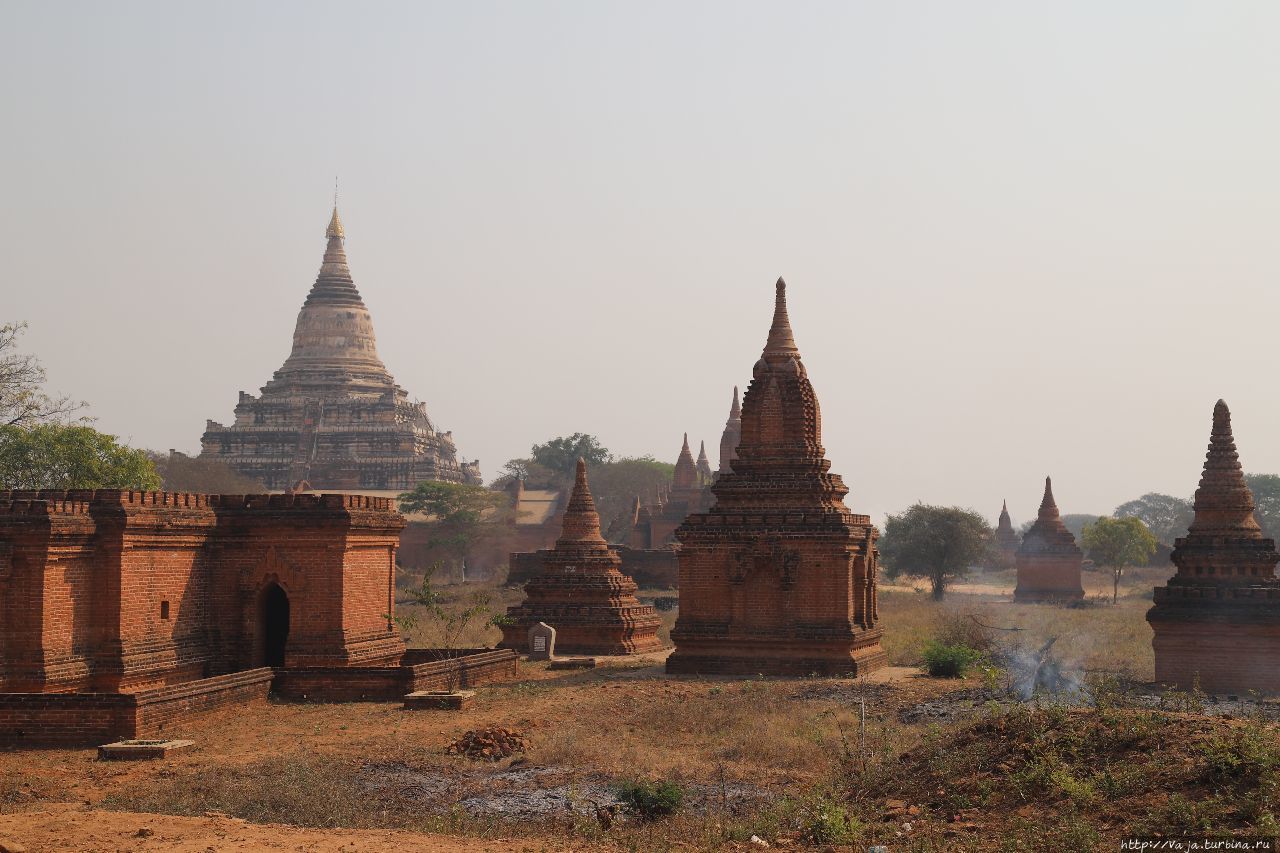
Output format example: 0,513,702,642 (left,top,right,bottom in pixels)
695,441,714,485
1013,477,1084,601
718,386,742,477
666,279,885,676
989,500,1020,570
499,460,664,656
1147,400,1280,694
